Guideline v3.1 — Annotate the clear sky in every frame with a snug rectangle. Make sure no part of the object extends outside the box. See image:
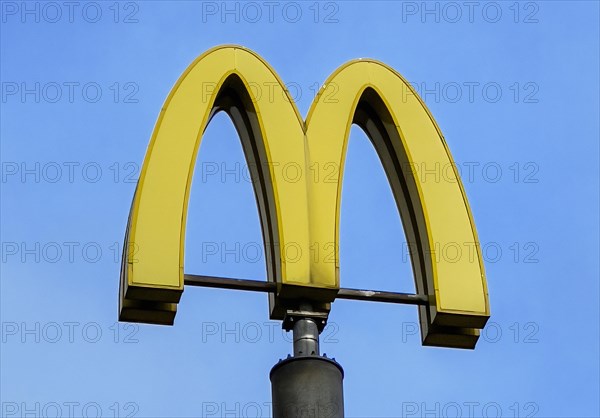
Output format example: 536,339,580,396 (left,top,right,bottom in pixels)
1,1,599,417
